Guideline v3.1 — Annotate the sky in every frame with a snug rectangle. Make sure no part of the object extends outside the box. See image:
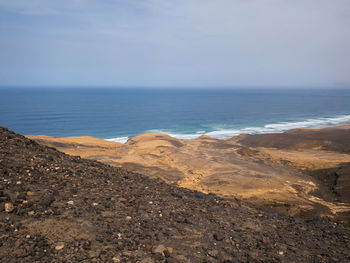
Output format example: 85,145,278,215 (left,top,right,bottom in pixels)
0,0,349,87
